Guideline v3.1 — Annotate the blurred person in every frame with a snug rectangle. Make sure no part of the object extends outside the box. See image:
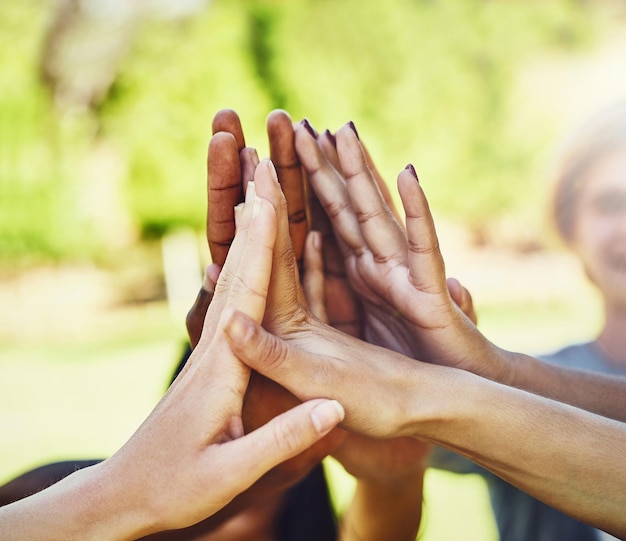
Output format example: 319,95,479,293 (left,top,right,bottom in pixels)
426,102,626,541
477,102,626,541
